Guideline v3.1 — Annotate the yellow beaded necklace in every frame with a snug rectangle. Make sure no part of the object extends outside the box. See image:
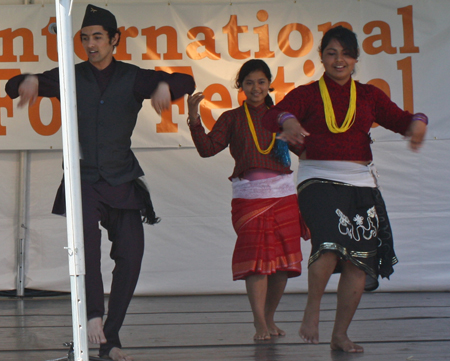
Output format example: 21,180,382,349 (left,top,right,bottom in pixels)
244,102,275,155
319,75,357,133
